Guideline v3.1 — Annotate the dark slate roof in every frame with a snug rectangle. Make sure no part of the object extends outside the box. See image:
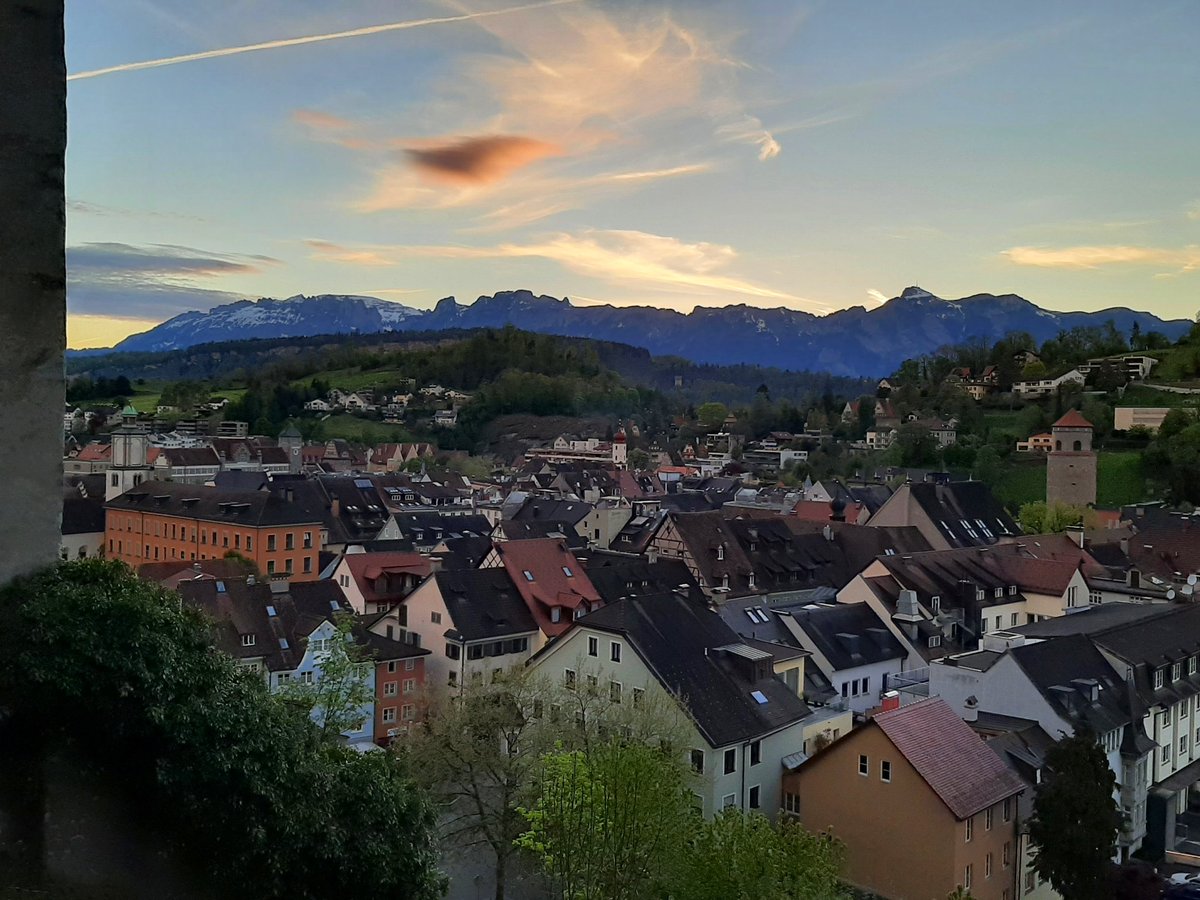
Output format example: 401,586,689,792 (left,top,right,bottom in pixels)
435,567,539,642
62,495,106,535
435,535,494,570
511,497,593,527
107,479,324,527
579,591,811,747
904,481,1020,547
659,492,720,513
1089,605,1200,708
717,595,802,649
313,475,392,543
212,470,270,492
873,698,1025,819
667,511,754,594
498,519,586,548
776,603,906,672
1008,634,1133,734
391,512,492,545
1011,603,1172,638
585,557,697,605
